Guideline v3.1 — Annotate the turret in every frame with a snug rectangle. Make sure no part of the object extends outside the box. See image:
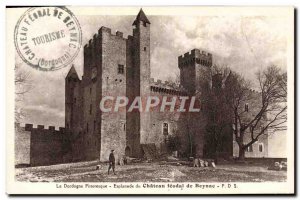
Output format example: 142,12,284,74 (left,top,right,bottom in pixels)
65,65,80,130
132,9,151,144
